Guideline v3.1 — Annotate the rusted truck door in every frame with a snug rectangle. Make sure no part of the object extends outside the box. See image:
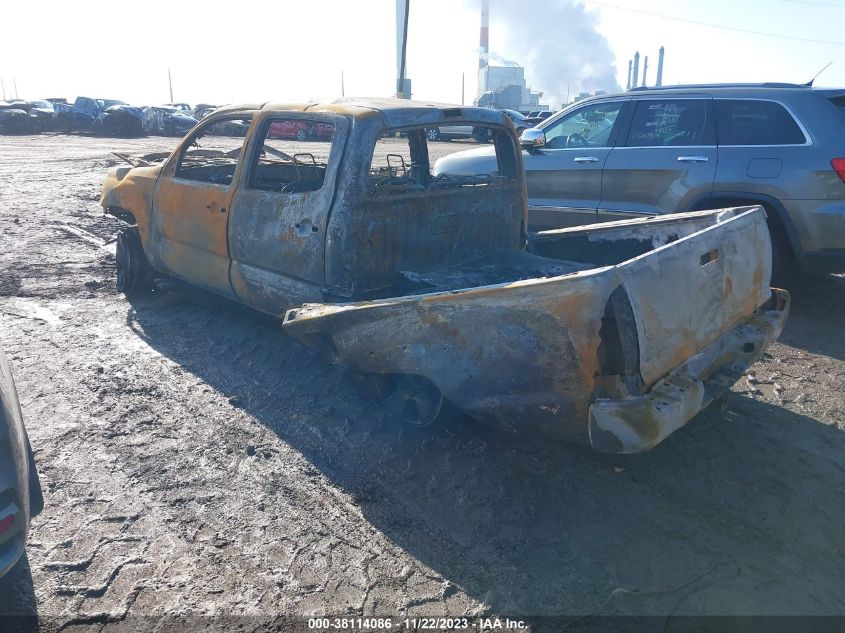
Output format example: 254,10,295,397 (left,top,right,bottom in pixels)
150,114,253,297
226,113,349,314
